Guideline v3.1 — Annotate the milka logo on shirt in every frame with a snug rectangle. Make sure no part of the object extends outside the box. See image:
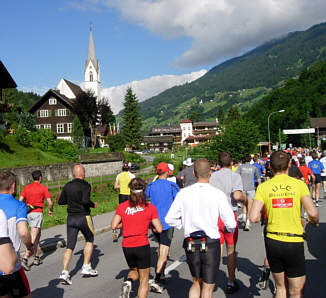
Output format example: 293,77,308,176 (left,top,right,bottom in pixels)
125,206,144,215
